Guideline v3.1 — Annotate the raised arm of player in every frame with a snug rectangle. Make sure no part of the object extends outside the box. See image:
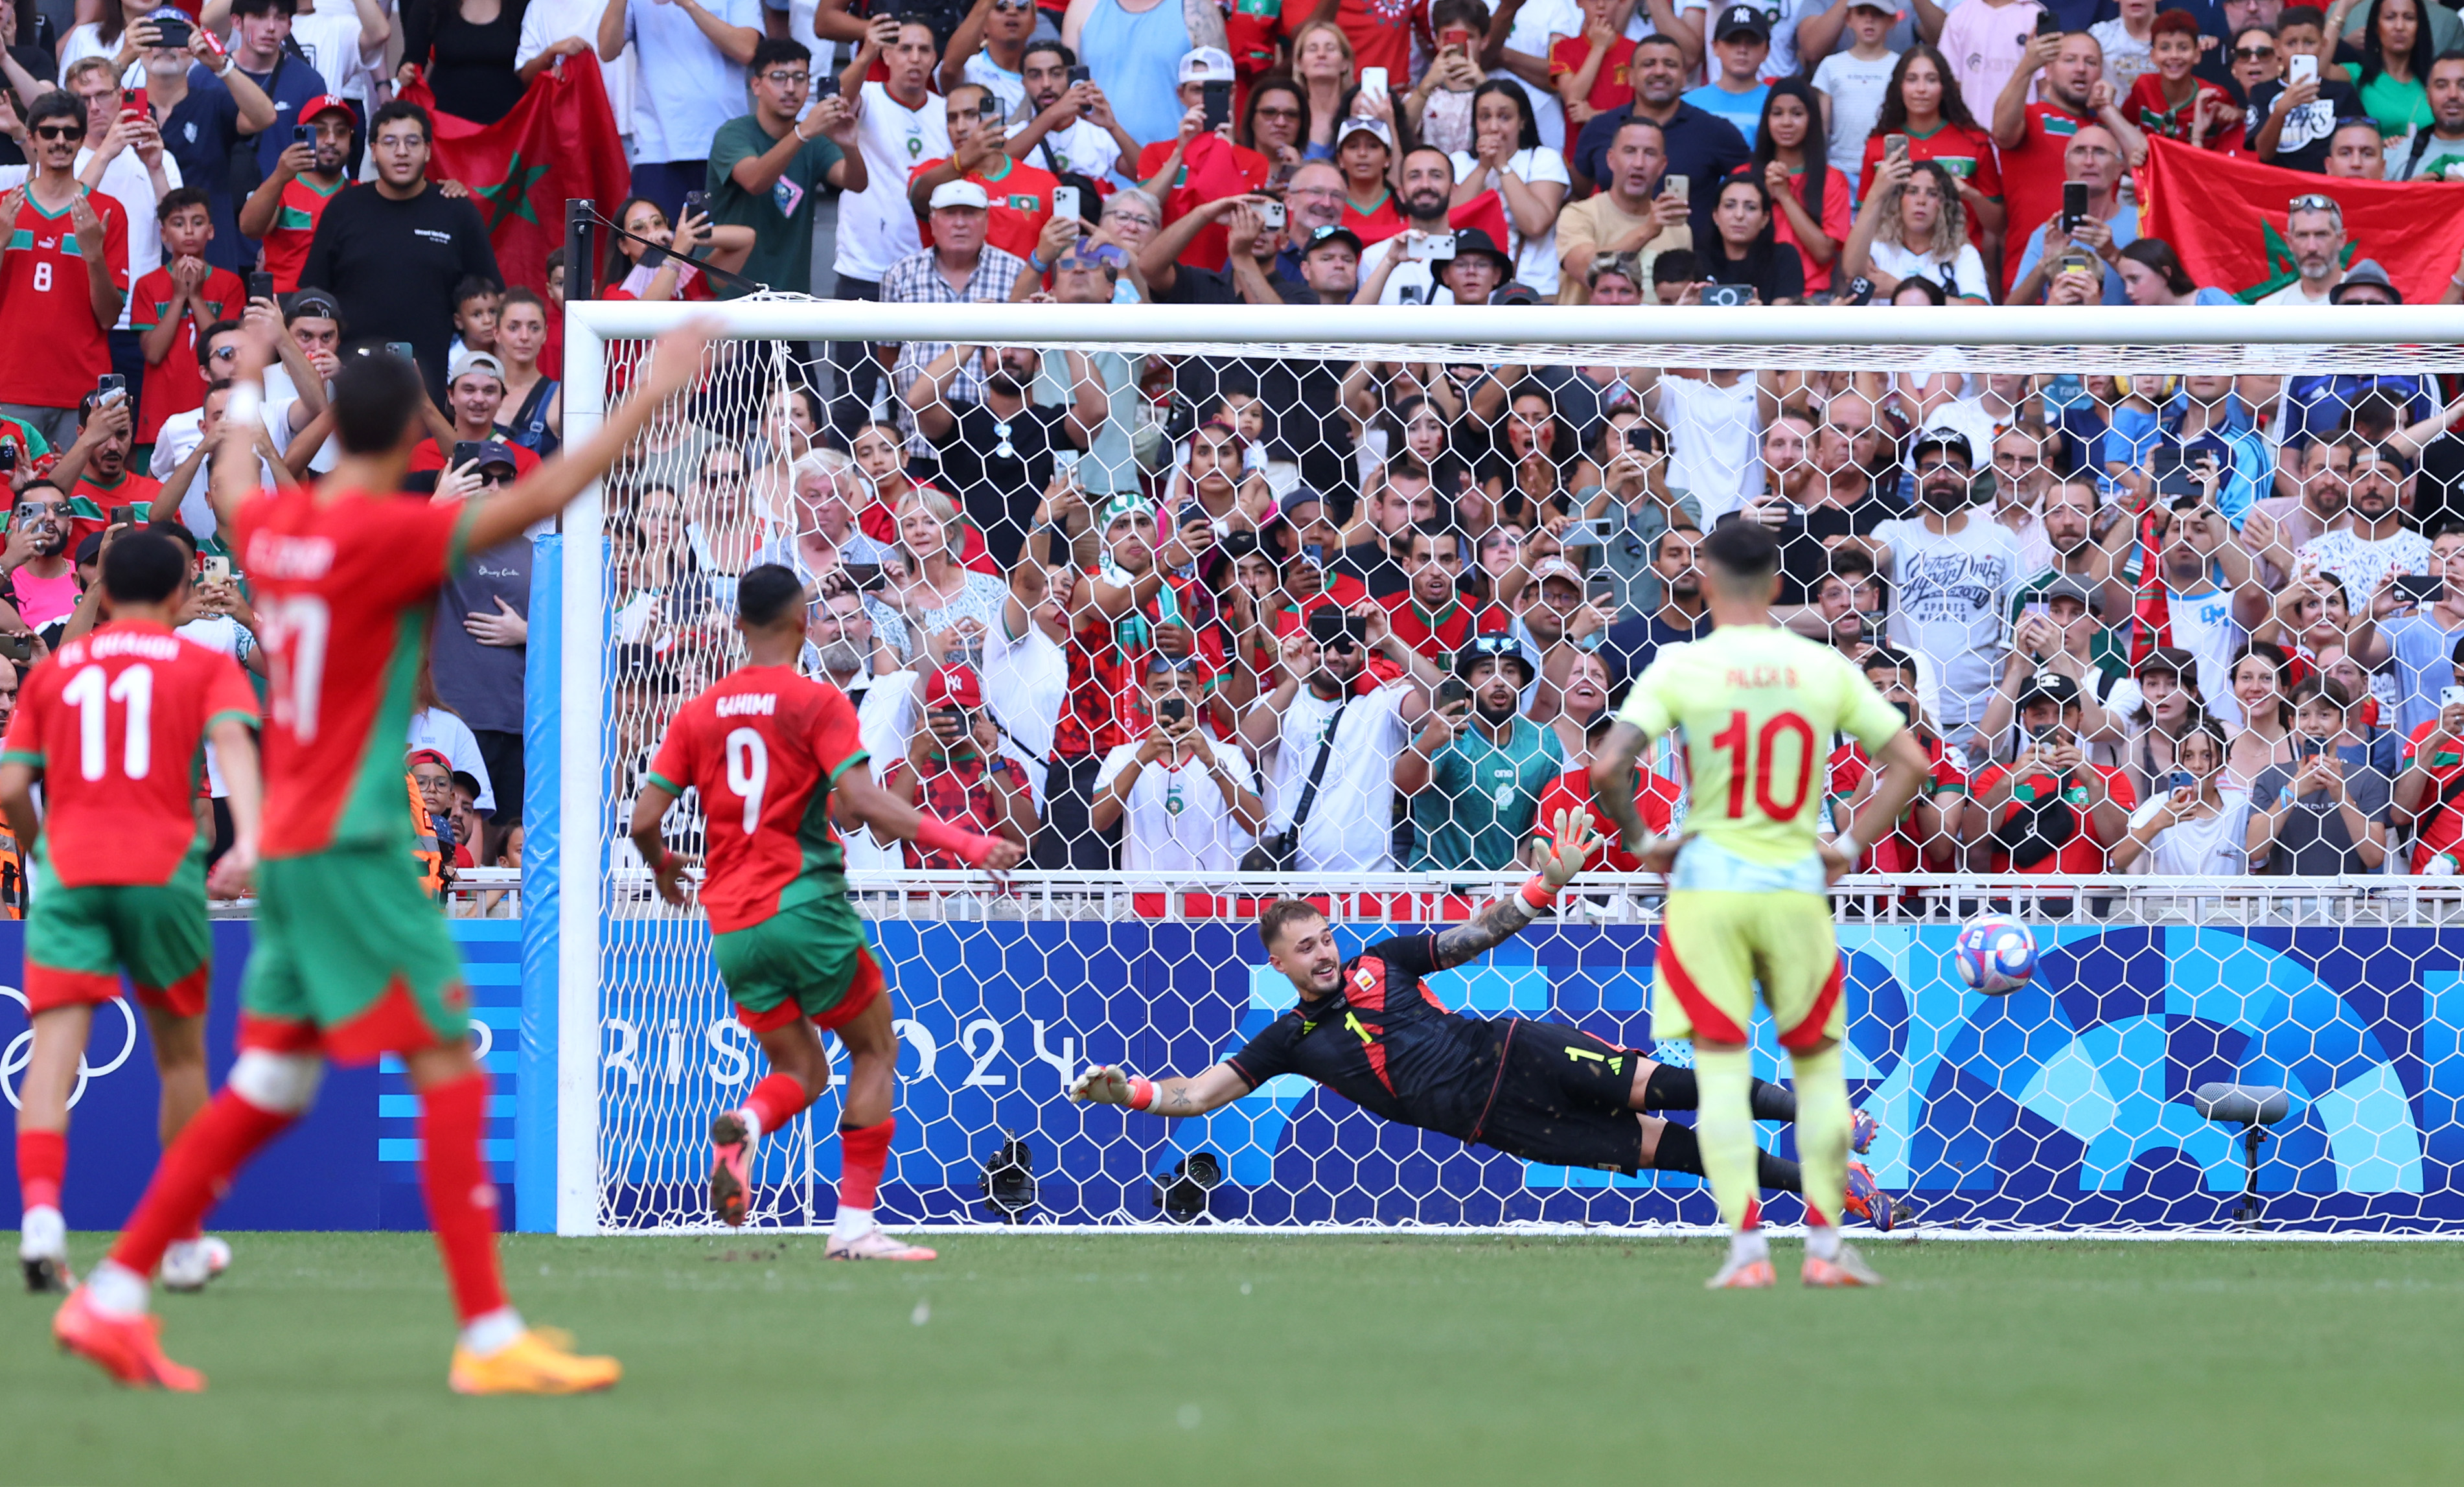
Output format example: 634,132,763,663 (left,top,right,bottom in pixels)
465,317,728,553
1068,1061,1251,1116
1589,719,1659,857
627,779,697,905
1427,805,1596,969
833,767,1030,871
